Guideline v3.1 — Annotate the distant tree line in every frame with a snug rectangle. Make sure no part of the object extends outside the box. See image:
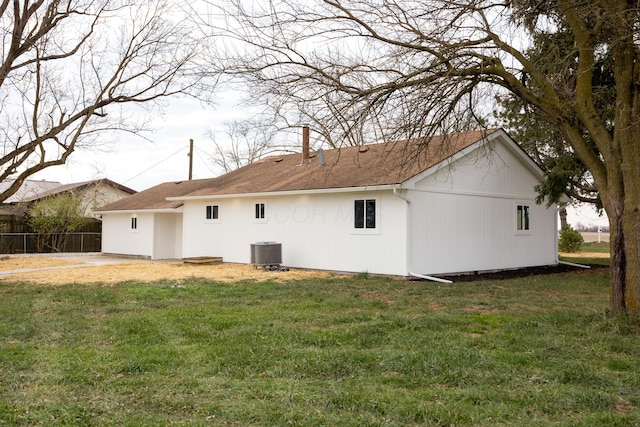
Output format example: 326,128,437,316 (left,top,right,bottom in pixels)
573,223,610,233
